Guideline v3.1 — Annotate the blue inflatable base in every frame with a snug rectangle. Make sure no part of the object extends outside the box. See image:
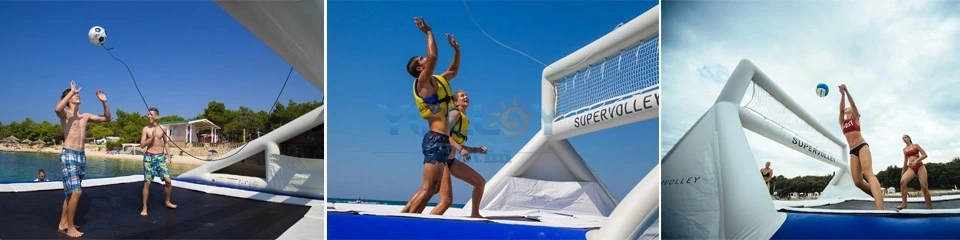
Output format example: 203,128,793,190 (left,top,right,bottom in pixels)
772,212,960,239
328,212,590,239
